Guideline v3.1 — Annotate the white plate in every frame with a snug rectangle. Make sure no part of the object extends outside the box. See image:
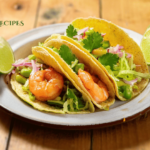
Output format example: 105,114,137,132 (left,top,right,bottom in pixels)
0,23,150,128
